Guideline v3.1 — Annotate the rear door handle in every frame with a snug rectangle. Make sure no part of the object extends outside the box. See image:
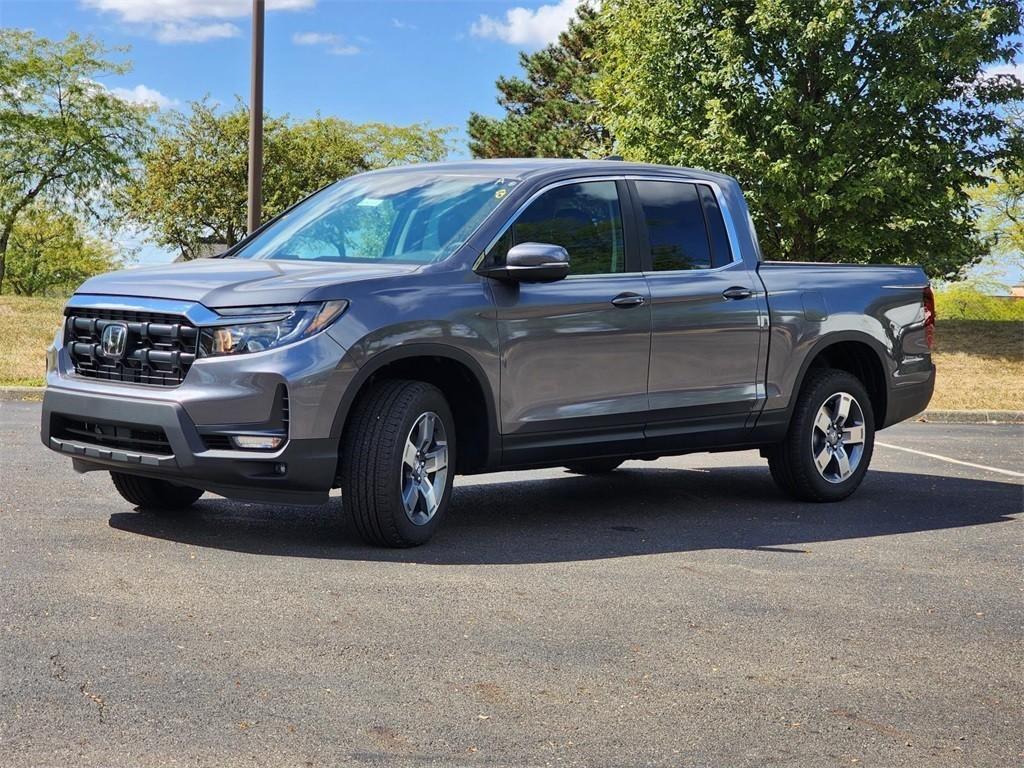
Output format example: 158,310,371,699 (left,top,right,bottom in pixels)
611,293,647,308
722,286,753,300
